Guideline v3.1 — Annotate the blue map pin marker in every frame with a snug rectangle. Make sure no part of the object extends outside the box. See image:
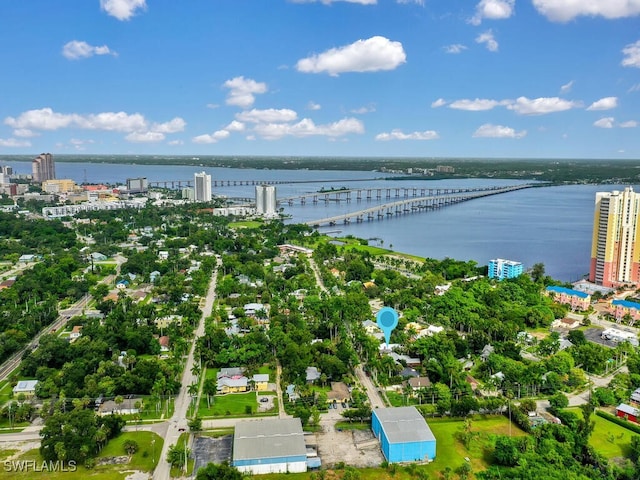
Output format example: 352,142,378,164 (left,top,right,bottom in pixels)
376,307,399,346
